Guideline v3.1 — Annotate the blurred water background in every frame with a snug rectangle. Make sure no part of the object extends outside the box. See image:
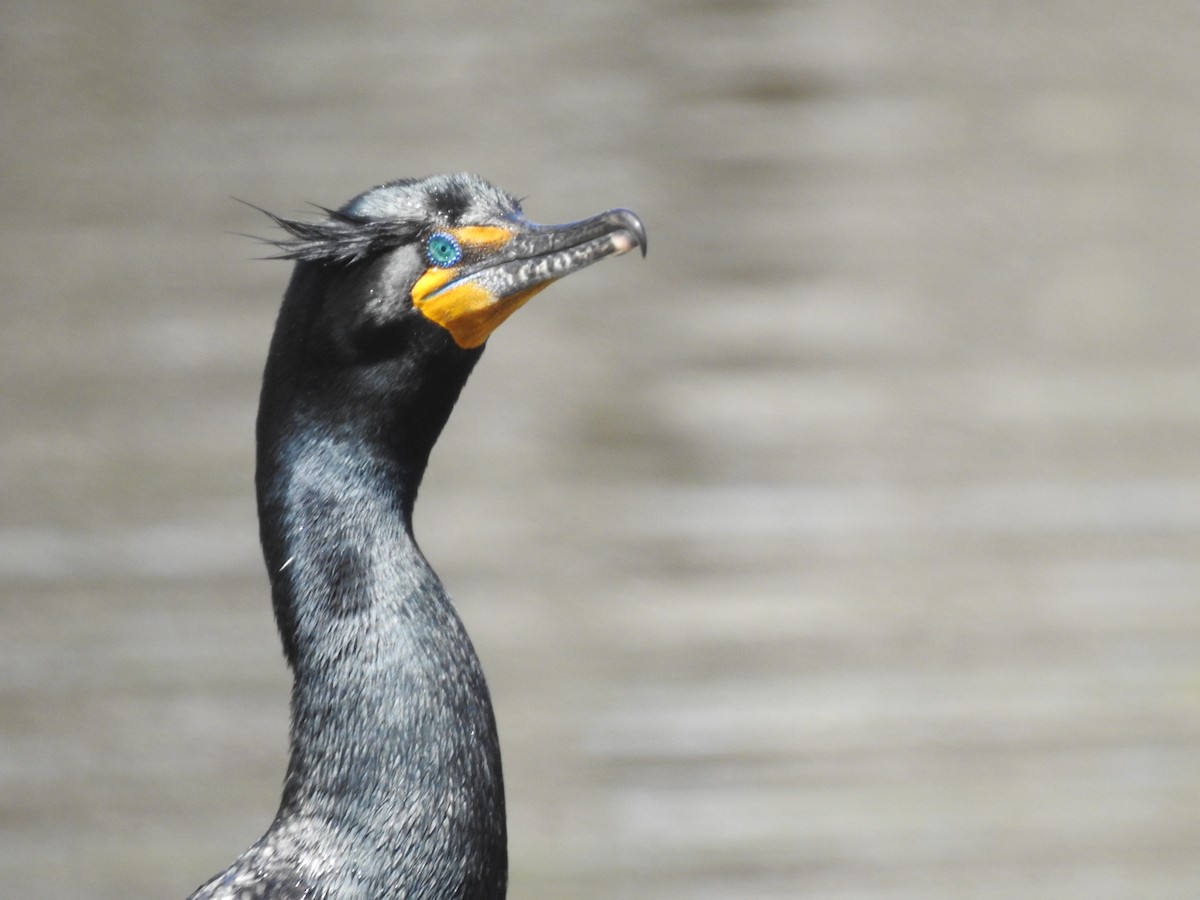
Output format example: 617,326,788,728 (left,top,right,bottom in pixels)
3,2,1199,898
